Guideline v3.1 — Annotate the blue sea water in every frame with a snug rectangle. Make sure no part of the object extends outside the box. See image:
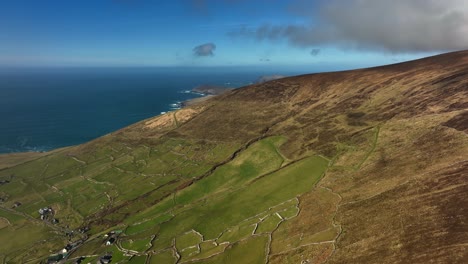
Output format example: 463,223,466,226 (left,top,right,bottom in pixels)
0,67,307,153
